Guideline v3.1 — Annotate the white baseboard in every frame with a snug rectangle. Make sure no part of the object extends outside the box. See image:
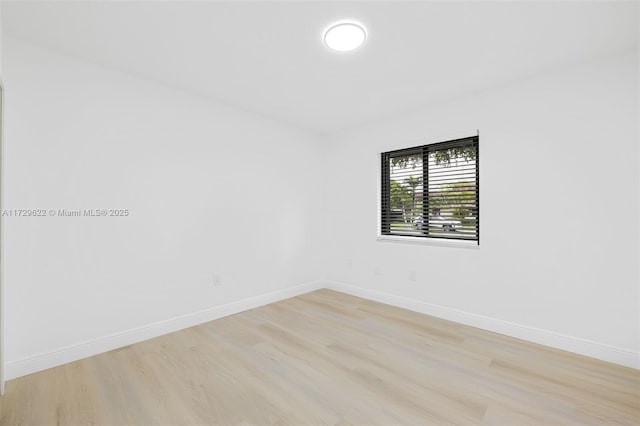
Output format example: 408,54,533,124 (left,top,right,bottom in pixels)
6,278,638,380
5,280,324,380
324,280,640,370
